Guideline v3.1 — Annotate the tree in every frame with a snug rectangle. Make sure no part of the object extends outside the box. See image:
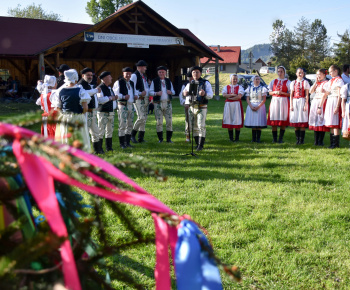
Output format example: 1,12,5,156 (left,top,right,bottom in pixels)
308,19,330,69
319,57,340,70
288,56,312,80
294,17,311,57
333,29,350,65
270,20,297,67
7,3,61,21
86,0,132,24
